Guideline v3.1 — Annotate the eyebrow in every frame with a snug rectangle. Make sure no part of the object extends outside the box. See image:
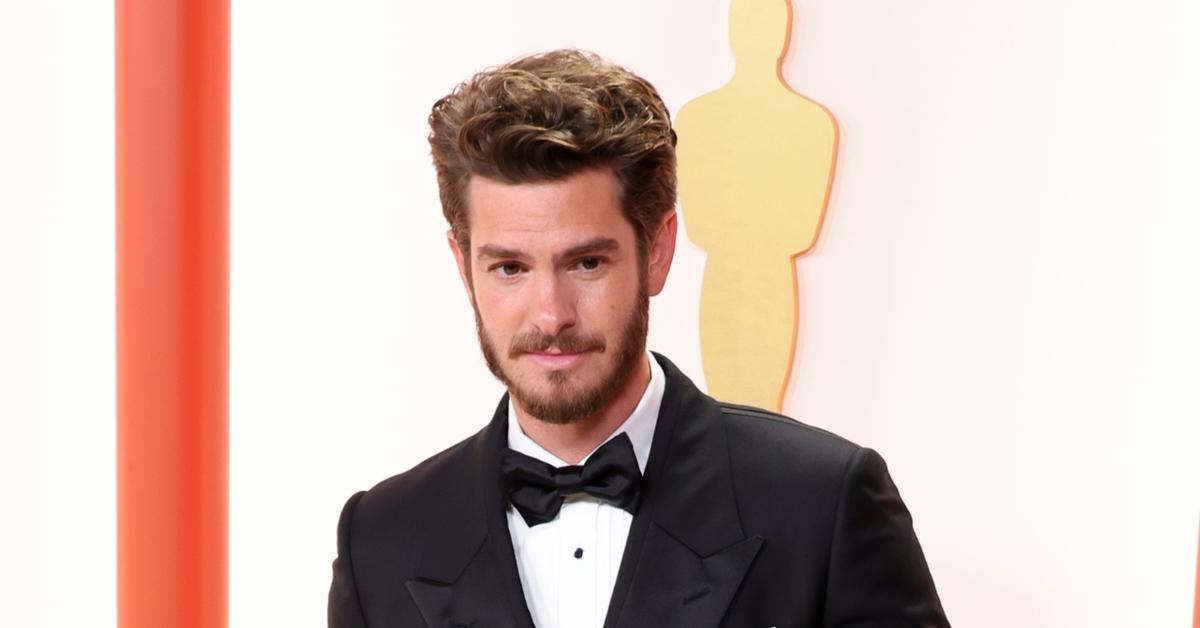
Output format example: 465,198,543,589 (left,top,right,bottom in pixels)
560,237,620,260
475,244,525,261
475,237,621,263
